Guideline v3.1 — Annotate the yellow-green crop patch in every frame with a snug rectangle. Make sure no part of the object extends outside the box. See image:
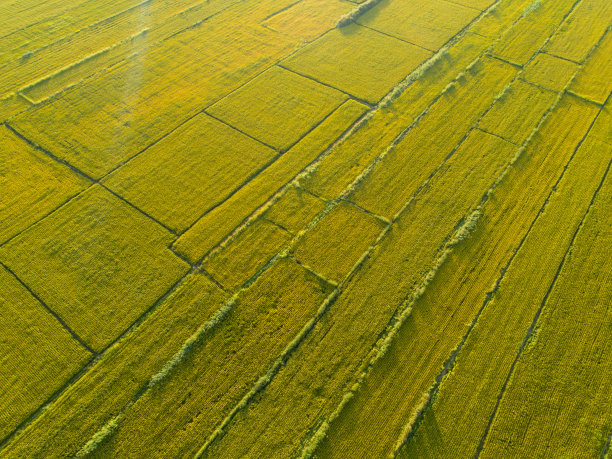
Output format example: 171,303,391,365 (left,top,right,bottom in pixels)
262,0,353,42
403,95,603,457
301,33,496,202
589,103,611,146
203,126,517,459
292,201,387,283
316,97,600,459
482,147,612,457
264,186,327,234
569,29,612,104
544,0,612,63
0,185,189,352
0,0,230,100
349,57,516,219
207,66,347,150
103,113,277,234
0,266,91,441
283,24,432,104
10,13,296,179
478,79,556,144
0,94,30,122
2,0,611,456
173,99,368,263
0,126,89,244
490,0,578,65
356,0,479,51
203,218,292,291
90,258,334,458
0,270,228,457
521,52,578,92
